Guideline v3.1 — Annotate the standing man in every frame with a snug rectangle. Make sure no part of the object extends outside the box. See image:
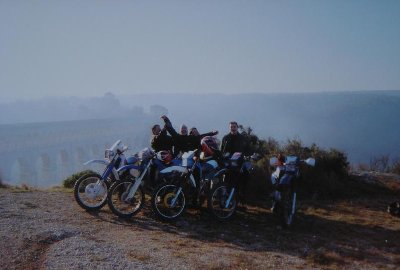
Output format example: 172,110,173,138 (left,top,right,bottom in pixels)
221,121,246,155
221,121,249,208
